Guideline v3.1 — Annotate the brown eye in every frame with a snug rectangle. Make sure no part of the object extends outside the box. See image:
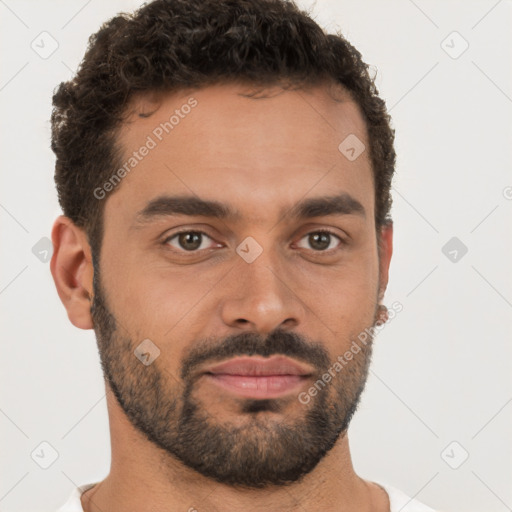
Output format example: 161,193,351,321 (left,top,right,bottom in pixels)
165,231,214,252
296,231,342,252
